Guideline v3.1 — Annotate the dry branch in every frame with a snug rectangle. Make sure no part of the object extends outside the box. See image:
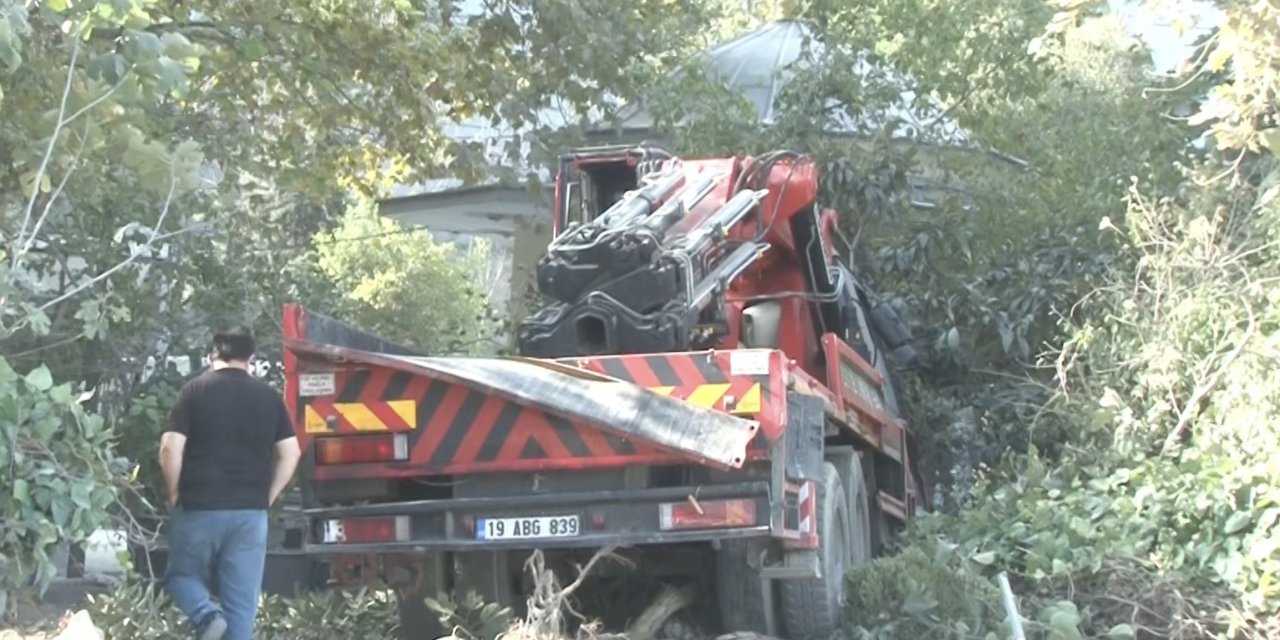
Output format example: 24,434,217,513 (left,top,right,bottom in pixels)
510,547,631,640
624,585,696,640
